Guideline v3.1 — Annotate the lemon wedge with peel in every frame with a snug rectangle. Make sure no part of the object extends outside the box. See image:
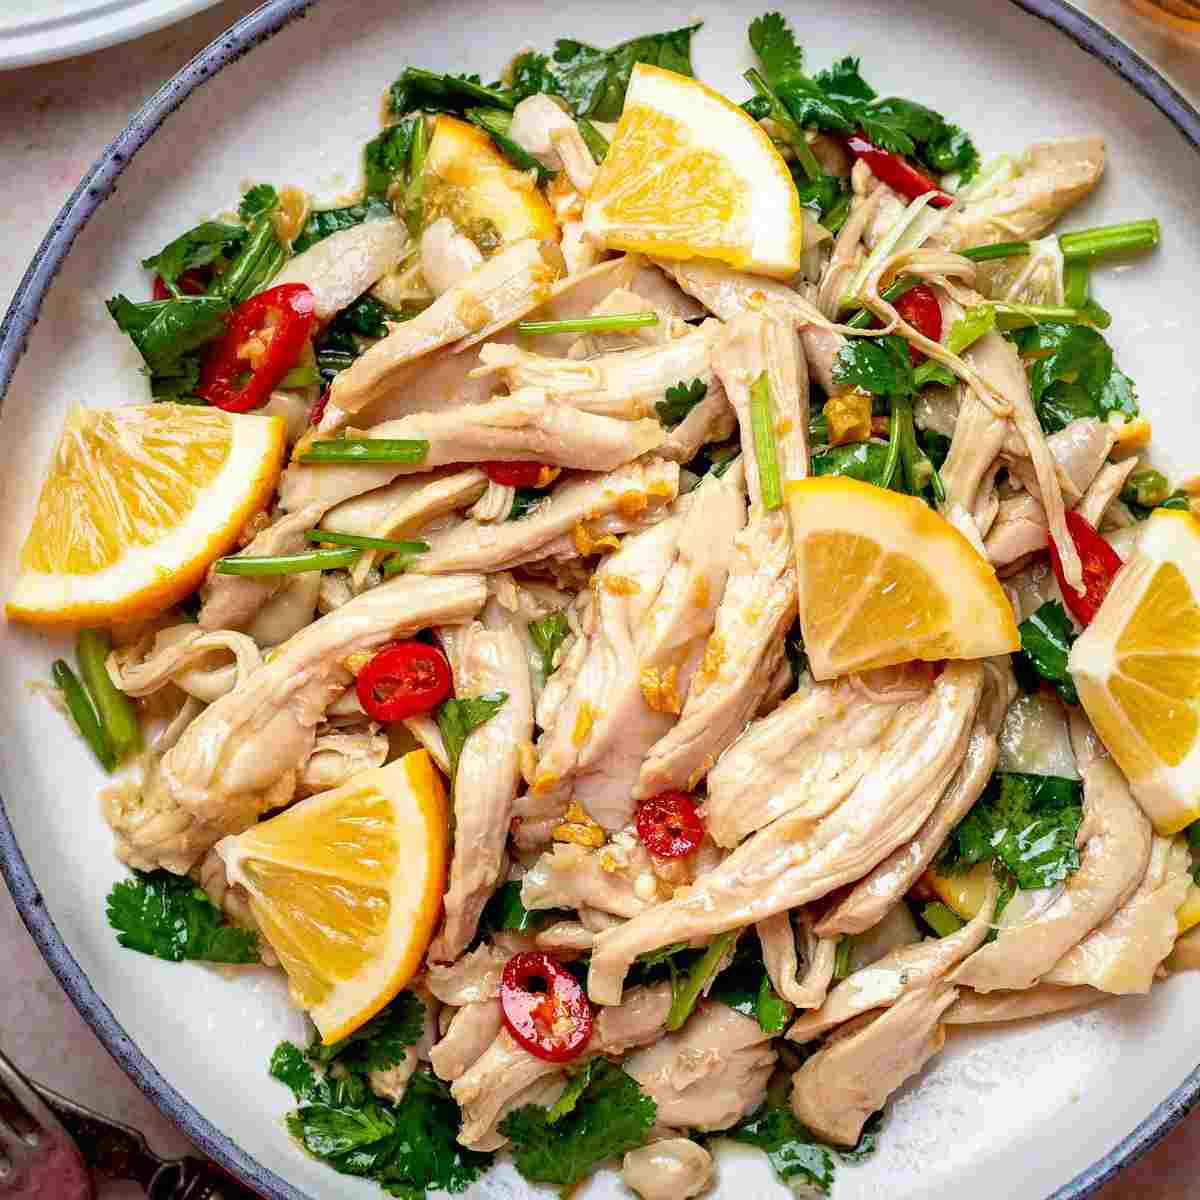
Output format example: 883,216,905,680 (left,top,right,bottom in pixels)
1069,508,1200,835
786,476,1020,680
582,64,805,278
8,403,284,628
424,115,558,246
217,751,448,1043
